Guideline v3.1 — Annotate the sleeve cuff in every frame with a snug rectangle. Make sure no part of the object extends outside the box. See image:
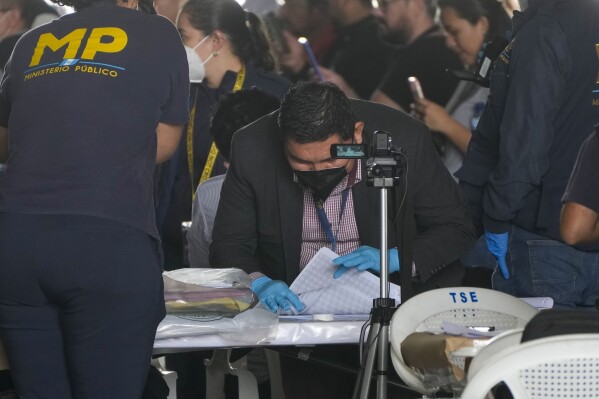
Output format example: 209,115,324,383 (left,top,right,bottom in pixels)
483,213,510,234
249,272,266,282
